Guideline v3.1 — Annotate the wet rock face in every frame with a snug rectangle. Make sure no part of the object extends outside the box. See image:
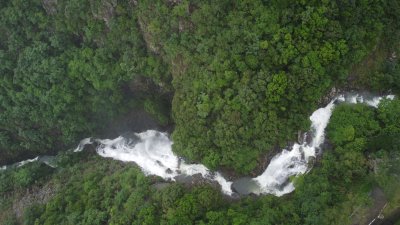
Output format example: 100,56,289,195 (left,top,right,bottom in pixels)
79,141,97,154
319,87,341,106
174,174,221,190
